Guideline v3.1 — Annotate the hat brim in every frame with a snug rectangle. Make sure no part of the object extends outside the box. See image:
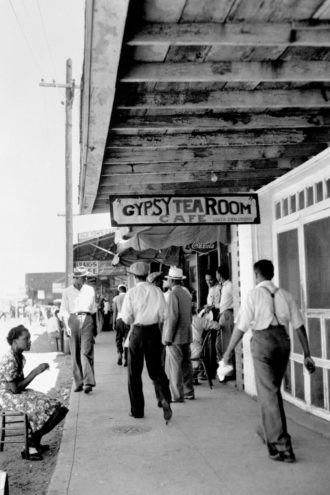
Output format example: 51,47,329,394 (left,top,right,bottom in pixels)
165,275,186,280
